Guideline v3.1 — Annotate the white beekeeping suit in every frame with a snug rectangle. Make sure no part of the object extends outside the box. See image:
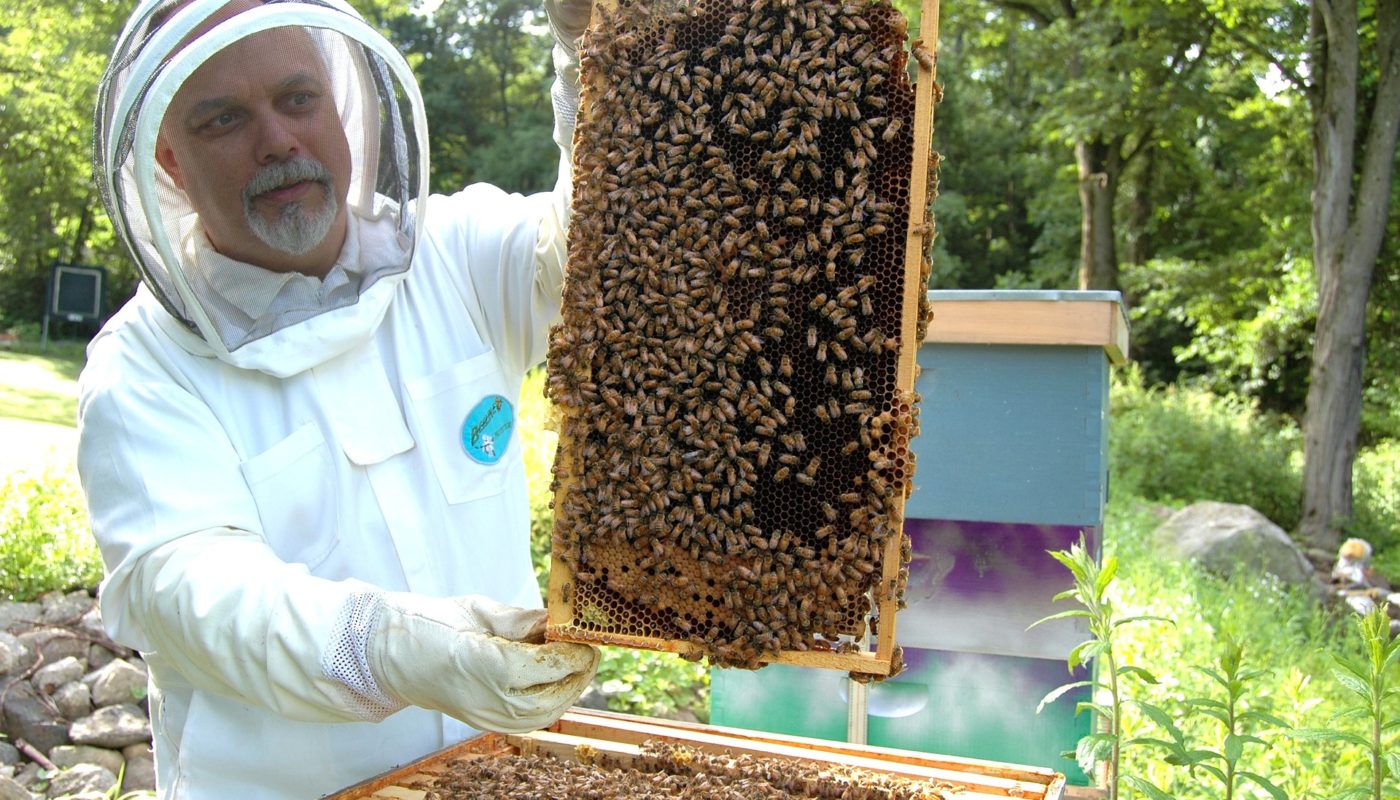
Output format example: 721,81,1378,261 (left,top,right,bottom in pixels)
81,0,598,796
